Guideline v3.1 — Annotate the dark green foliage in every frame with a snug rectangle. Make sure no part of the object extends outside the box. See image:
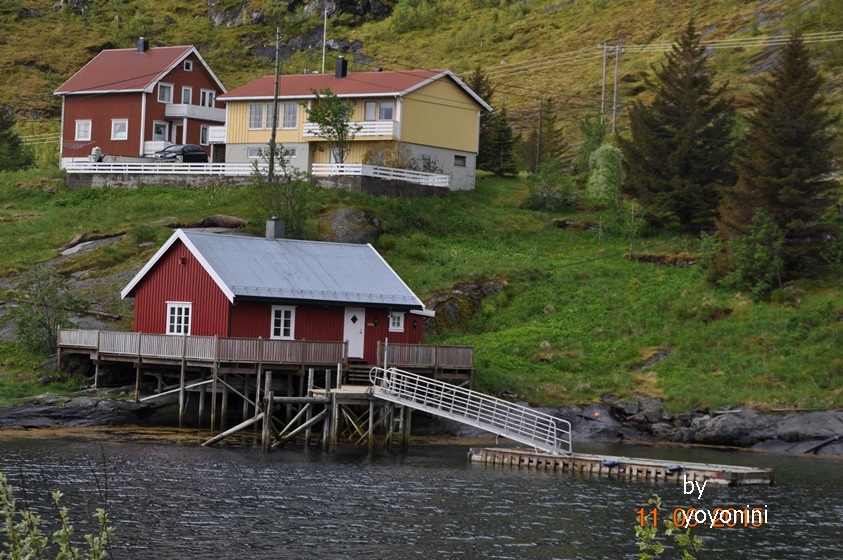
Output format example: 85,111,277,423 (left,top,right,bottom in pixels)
522,158,578,211
464,66,496,173
8,267,78,354
484,107,519,176
718,31,840,278
516,98,570,174
0,110,34,171
720,209,785,300
572,114,607,183
619,20,736,232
